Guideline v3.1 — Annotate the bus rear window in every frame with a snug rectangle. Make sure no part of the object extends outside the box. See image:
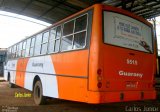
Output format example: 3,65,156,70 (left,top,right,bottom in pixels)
103,11,153,53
